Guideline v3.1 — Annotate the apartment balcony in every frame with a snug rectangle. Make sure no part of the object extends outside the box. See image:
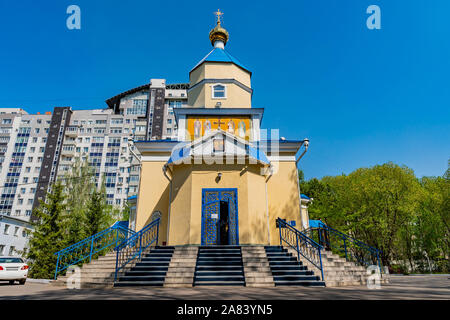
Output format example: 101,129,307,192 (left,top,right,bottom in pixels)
65,129,78,137
64,139,76,145
59,157,73,164
61,148,75,156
